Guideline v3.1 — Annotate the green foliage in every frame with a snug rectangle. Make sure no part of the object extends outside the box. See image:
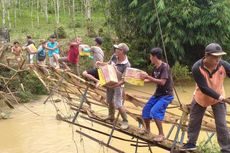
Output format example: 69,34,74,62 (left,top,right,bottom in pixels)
98,28,115,60
197,141,220,153
108,0,230,68
68,21,82,28
54,26,67,39
20,71,47,95
86,21,97,38
171,61,191,83
17,90,33,103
